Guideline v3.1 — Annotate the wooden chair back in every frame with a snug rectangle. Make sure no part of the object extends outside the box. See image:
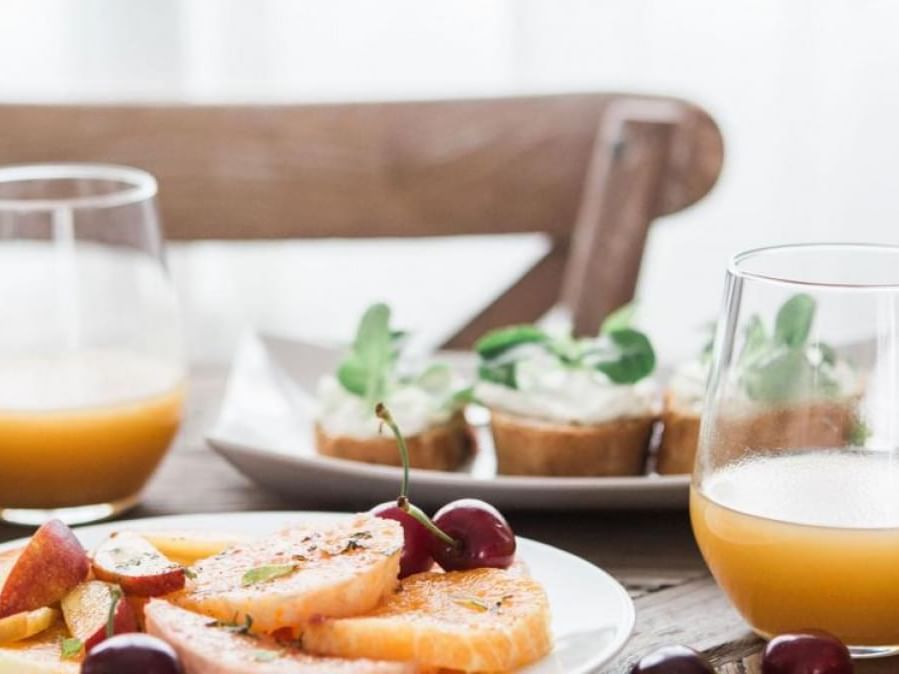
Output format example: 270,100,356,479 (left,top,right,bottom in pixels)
0,94,723,345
